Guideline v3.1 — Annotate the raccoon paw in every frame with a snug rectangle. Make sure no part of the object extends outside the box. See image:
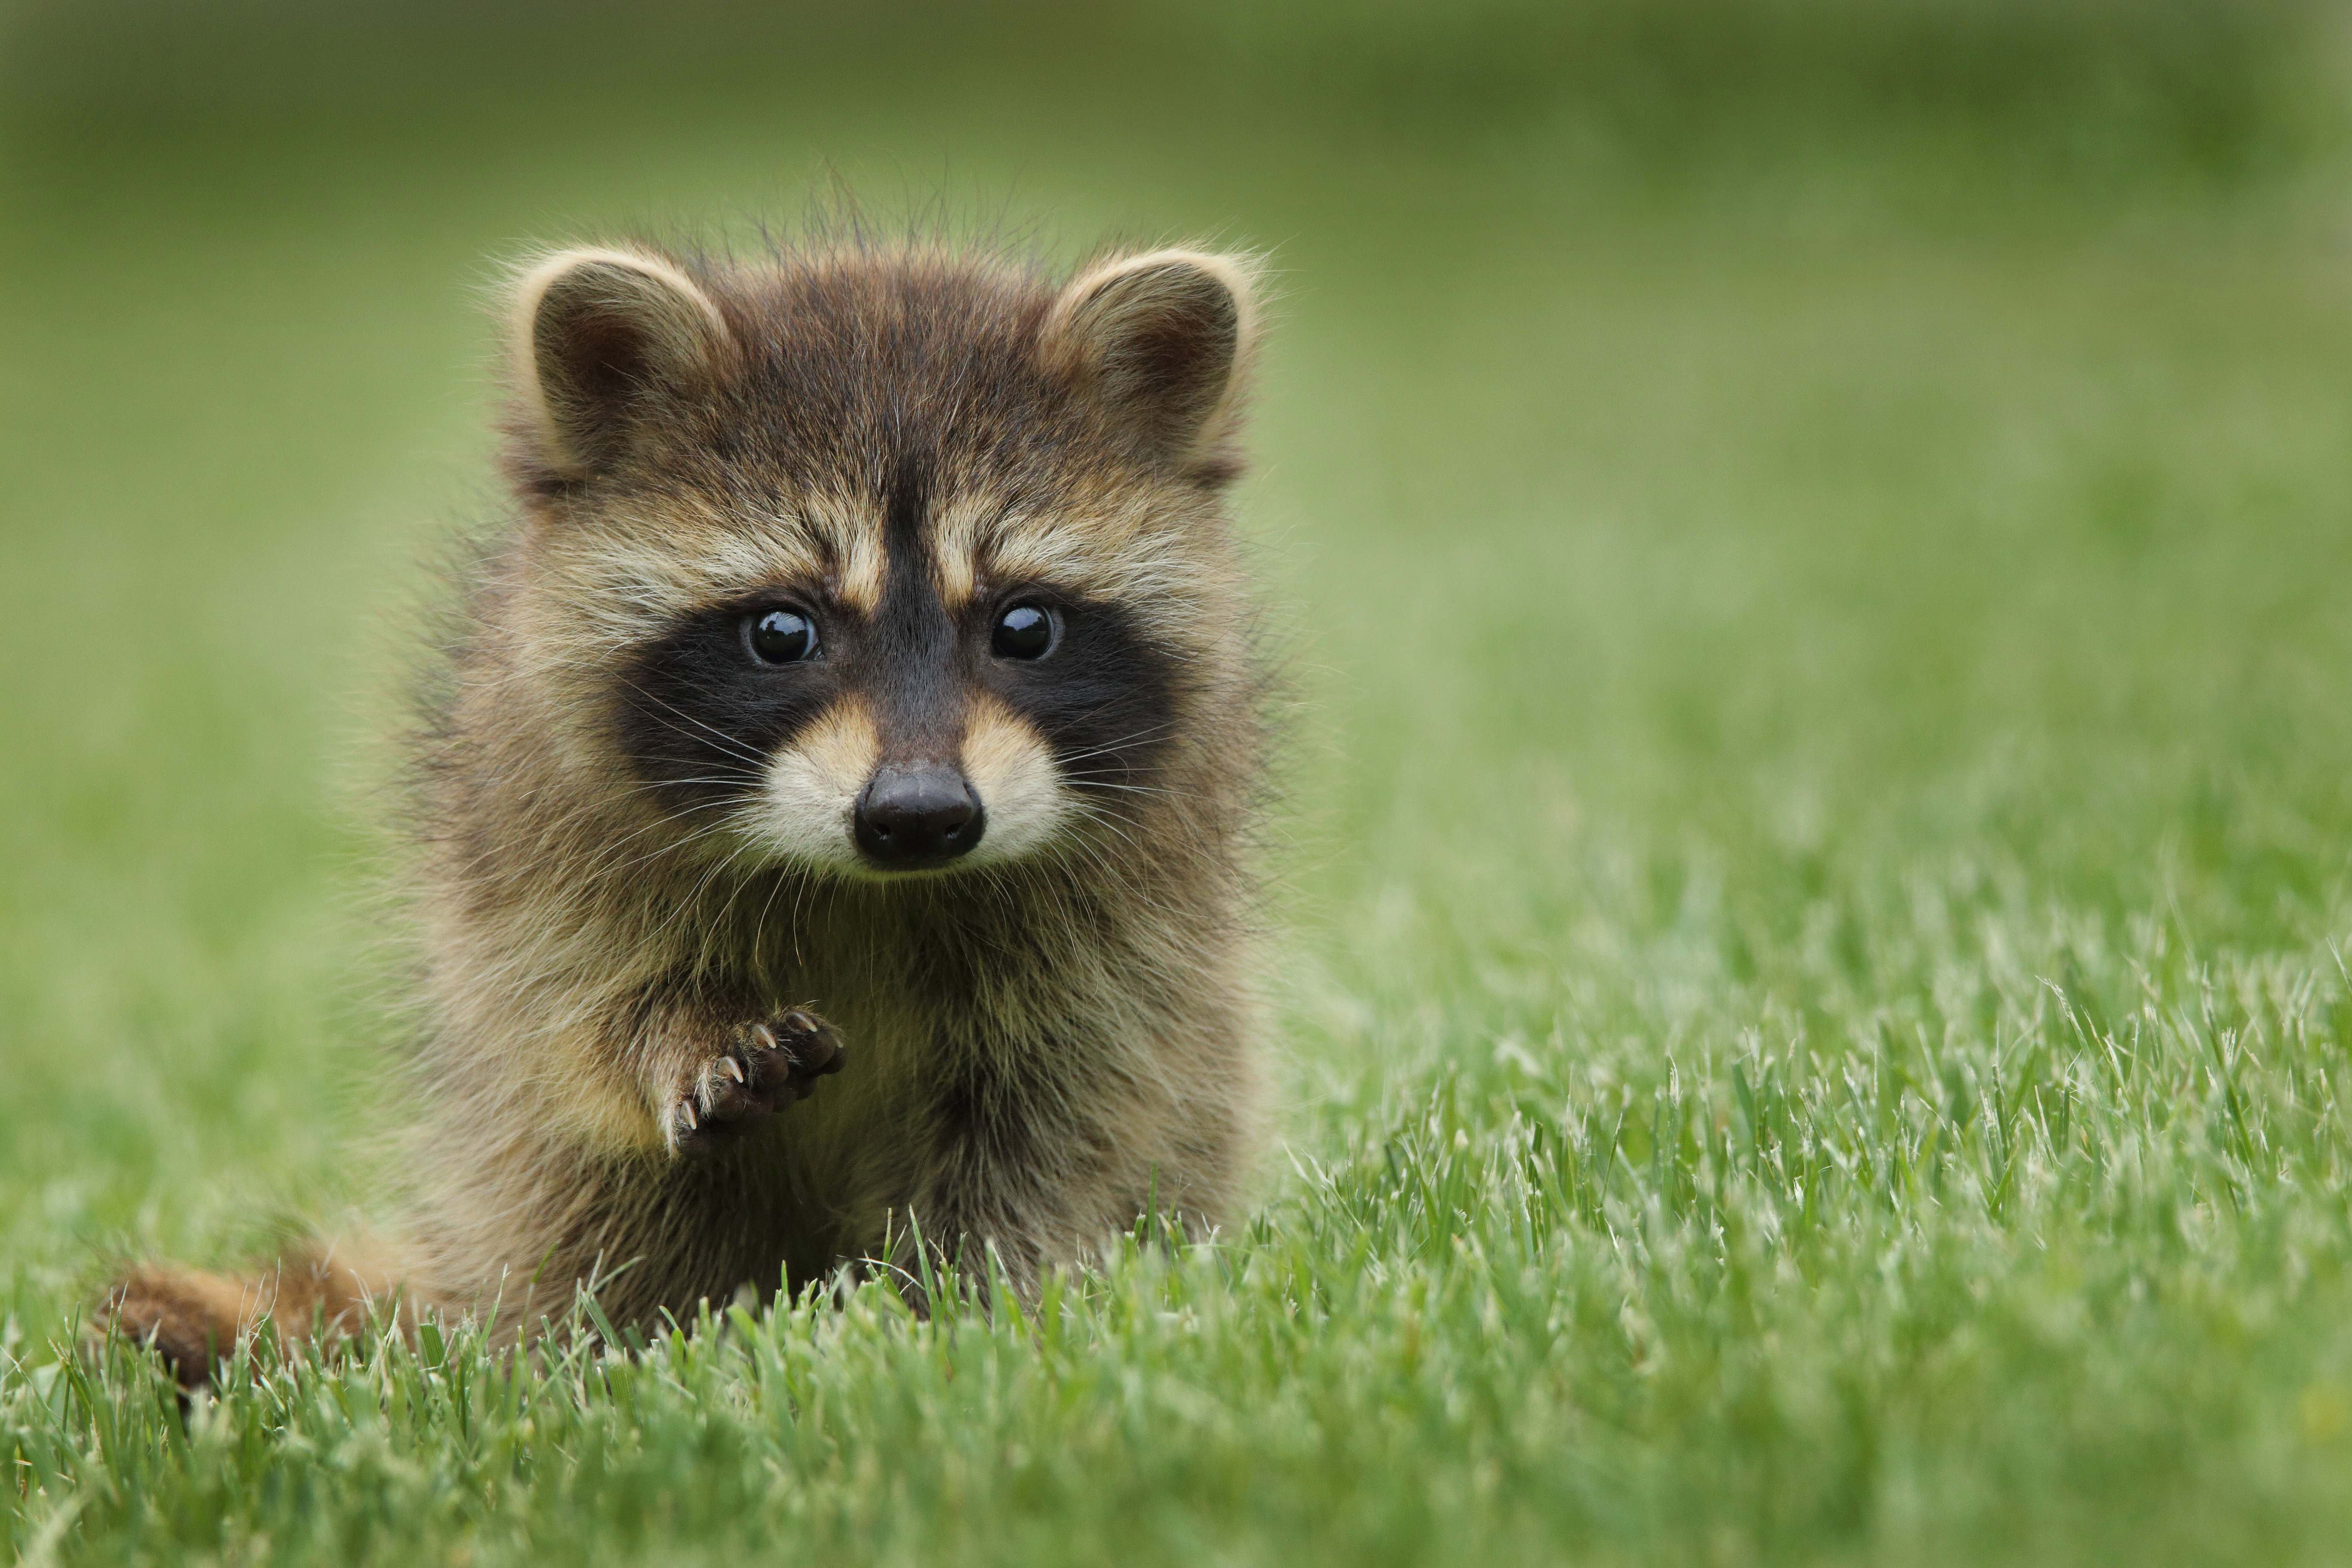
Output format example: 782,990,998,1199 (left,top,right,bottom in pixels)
666,1009,844,1155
